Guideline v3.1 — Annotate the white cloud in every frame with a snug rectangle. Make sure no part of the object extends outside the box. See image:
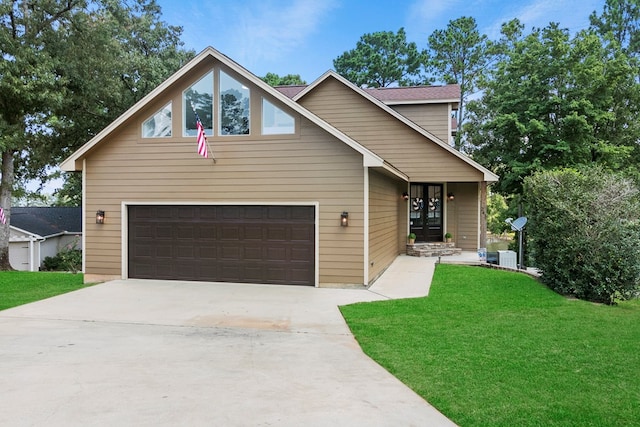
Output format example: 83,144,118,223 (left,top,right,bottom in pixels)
407,0,462,37
216,0,338,68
